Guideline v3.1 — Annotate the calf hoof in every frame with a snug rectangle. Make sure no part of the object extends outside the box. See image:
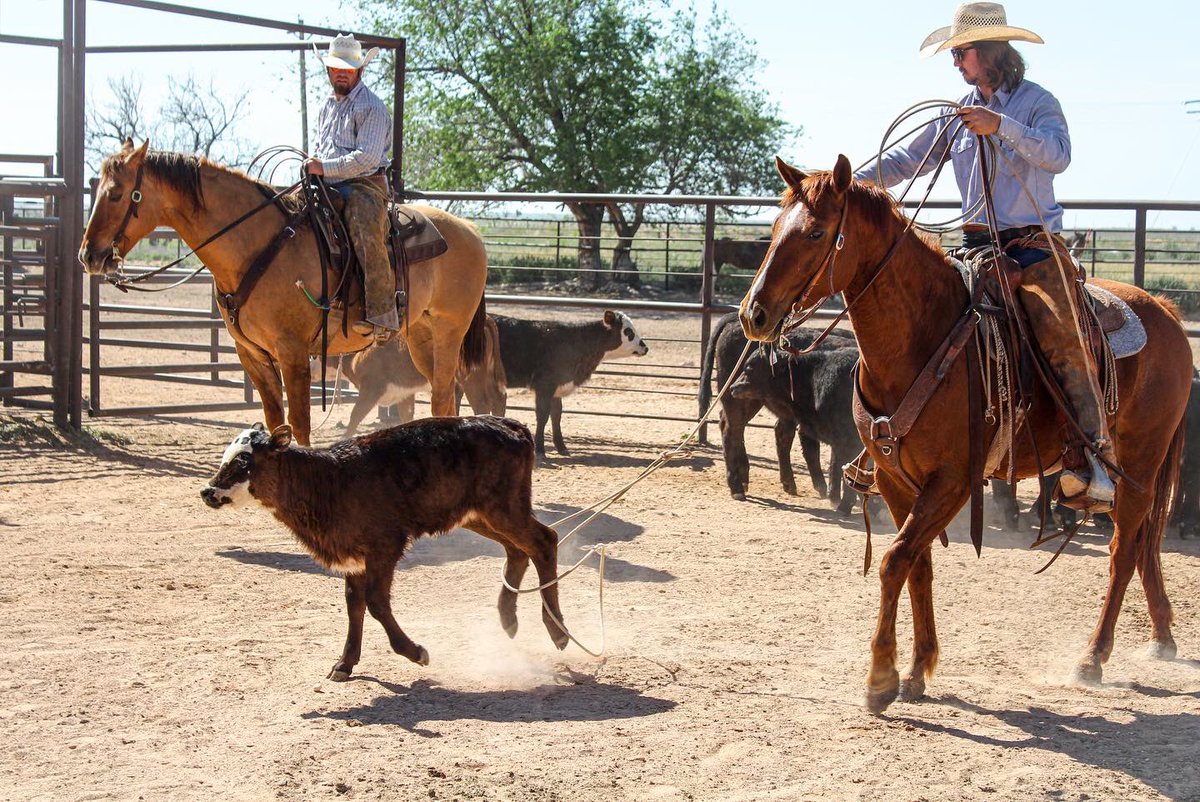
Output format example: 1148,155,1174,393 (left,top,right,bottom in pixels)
782,480,798,496
411,646,430,666
500,616,519,639
1146,639,1177,660
731,491,746,502
545,619,570,651
554,446,571,457
328,662,353,682
1069,660,1102,687
898,675,926,703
